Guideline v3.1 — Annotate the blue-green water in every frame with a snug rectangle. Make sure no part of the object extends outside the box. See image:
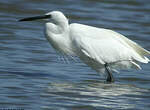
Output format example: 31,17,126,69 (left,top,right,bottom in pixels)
0,0,150,110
